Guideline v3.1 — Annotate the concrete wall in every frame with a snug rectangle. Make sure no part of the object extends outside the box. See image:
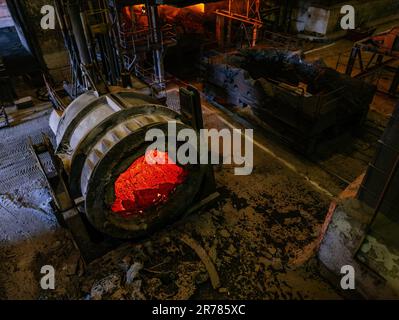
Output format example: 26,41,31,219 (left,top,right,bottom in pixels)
319,198,399,299
23,0,69,81
292,0,399,35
